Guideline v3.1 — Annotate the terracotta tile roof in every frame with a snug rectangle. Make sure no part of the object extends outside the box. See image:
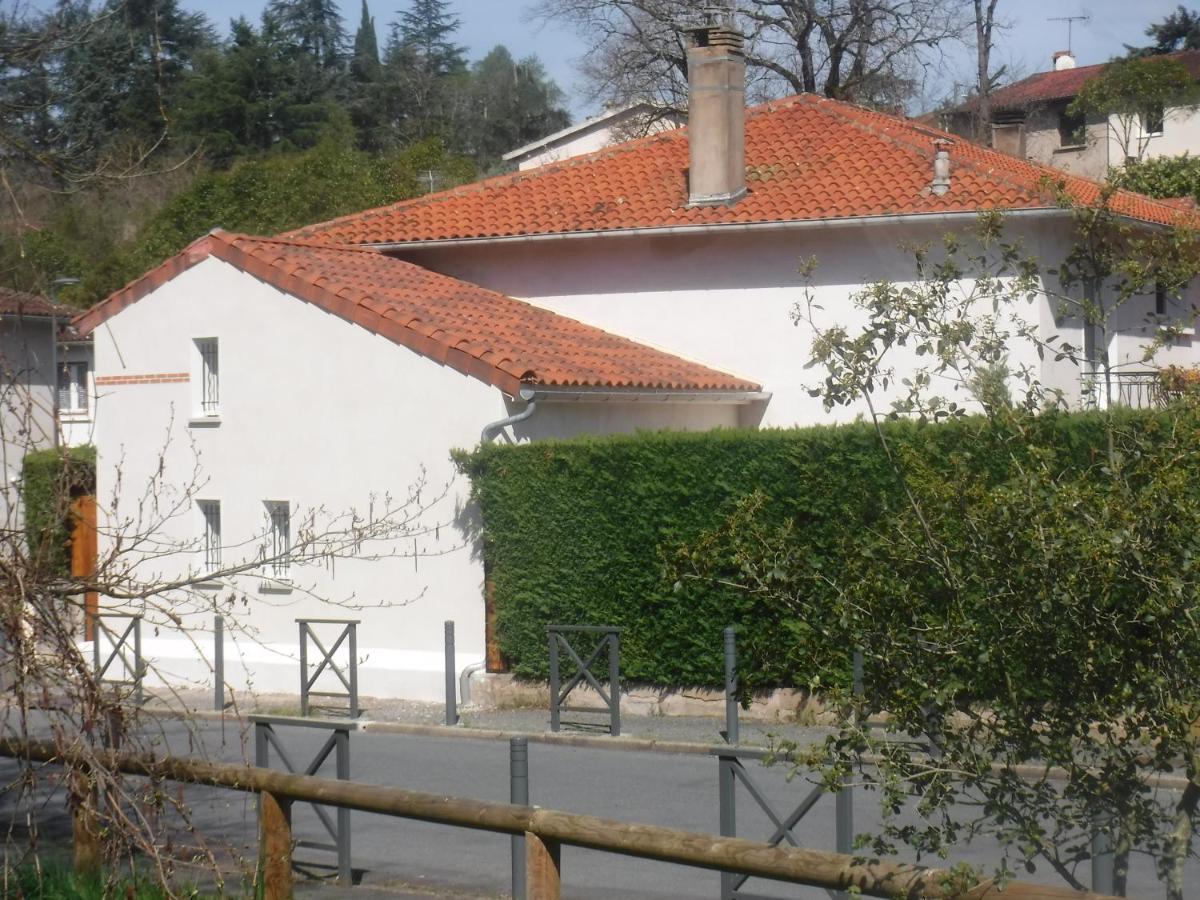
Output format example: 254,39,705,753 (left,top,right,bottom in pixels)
73,231,760,397
986,50,1200,111
0,287,72,318
288,93,1194,246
